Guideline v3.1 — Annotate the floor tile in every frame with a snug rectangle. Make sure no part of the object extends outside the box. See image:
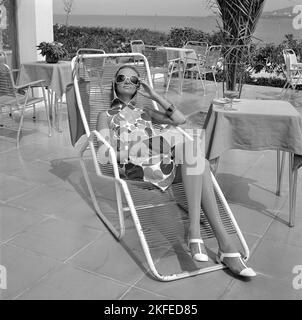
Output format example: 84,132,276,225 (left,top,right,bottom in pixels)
0,243,60,300
120,287,171,300
247,238,302,280
16,264,128,300
229,203,275,237
0,204,45,243
7,184,85,215
69,232,147,285
8,217,102,261
0,173,39,202
221,274,302,300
